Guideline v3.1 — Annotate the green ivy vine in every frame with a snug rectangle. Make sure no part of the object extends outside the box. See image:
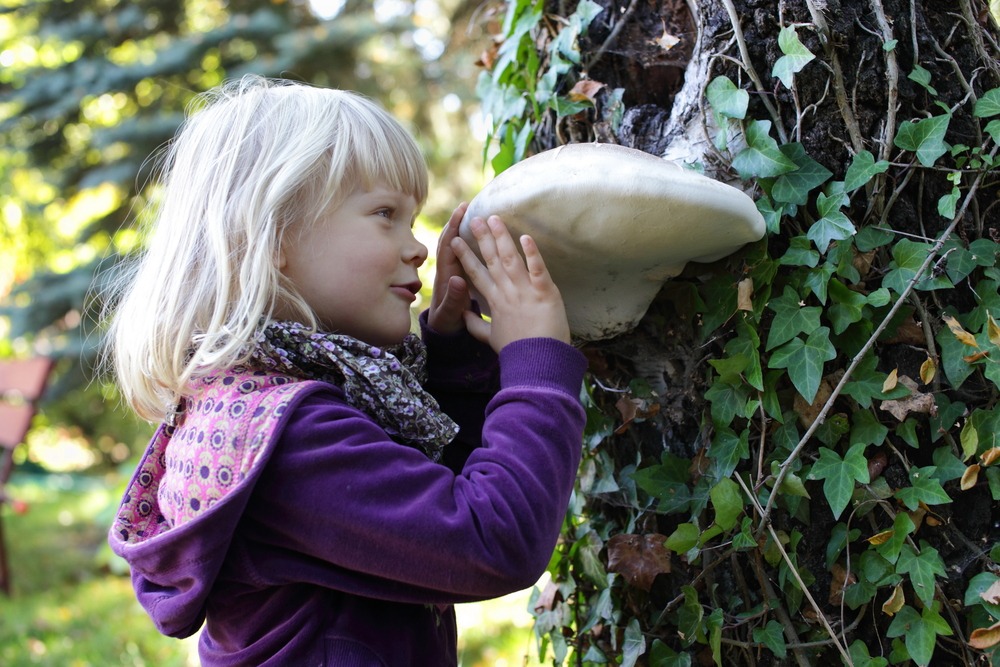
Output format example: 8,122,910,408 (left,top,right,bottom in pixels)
475,2,1000,666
